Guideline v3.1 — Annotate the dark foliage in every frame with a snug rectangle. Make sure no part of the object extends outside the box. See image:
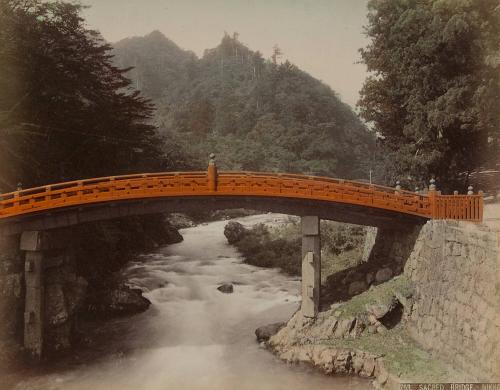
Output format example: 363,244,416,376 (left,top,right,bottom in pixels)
230,223,302,275
0,1,172,191
320,222,366,256
358,0,500,191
